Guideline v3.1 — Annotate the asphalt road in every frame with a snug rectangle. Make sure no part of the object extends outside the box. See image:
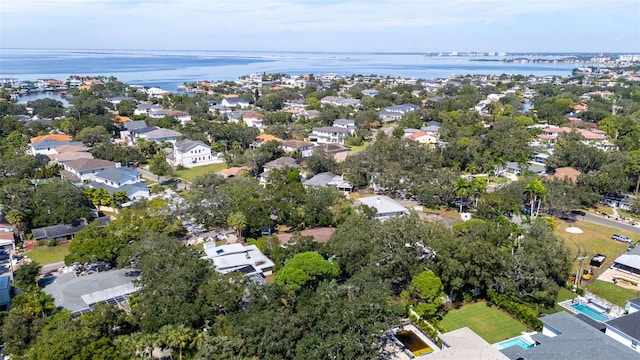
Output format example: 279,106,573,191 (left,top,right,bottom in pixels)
574,213,640,235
